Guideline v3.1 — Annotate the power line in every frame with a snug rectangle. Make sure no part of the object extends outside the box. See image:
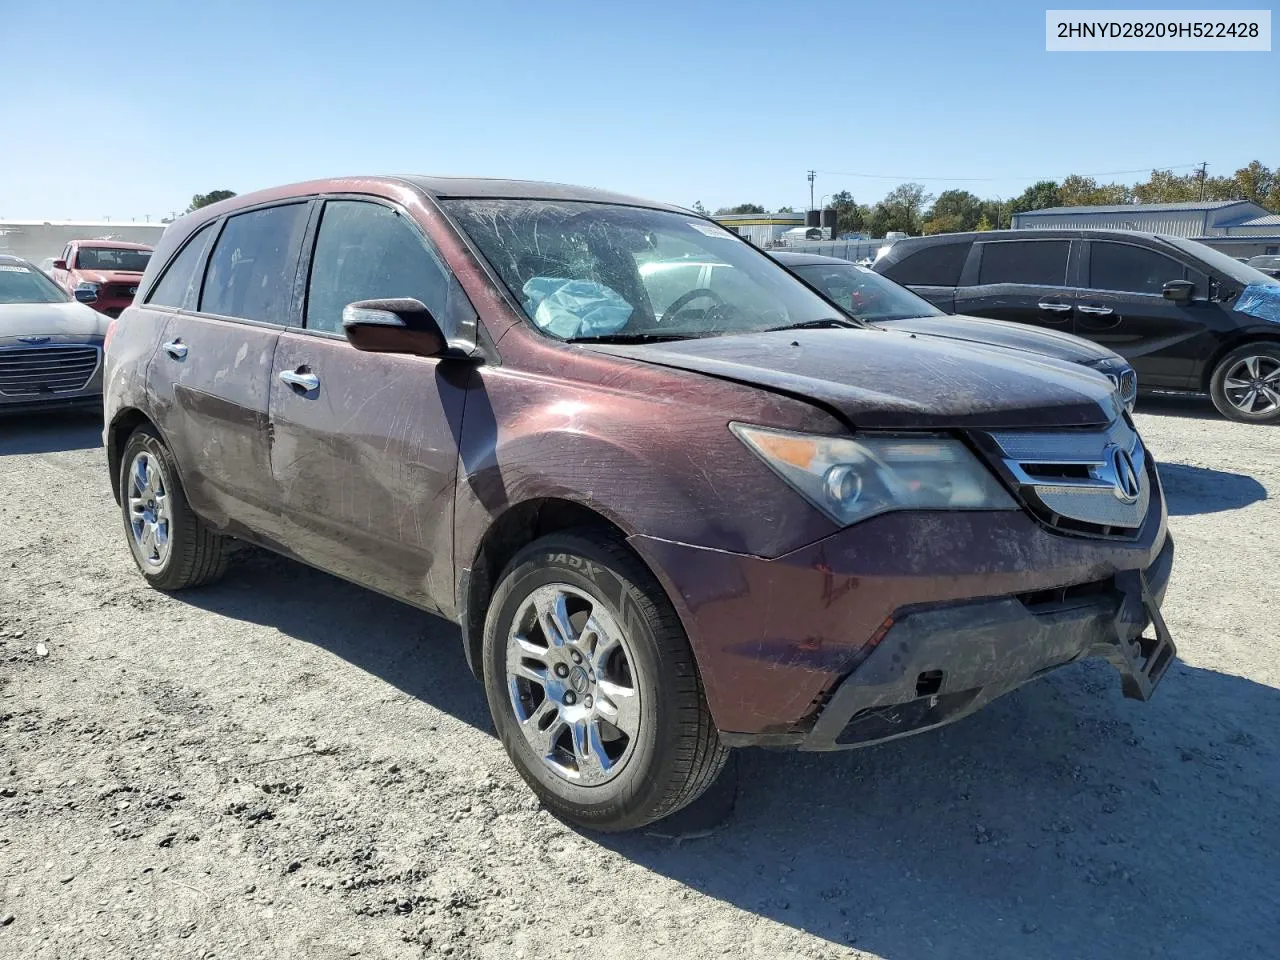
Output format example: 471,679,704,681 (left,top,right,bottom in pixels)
813,163,1205,184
